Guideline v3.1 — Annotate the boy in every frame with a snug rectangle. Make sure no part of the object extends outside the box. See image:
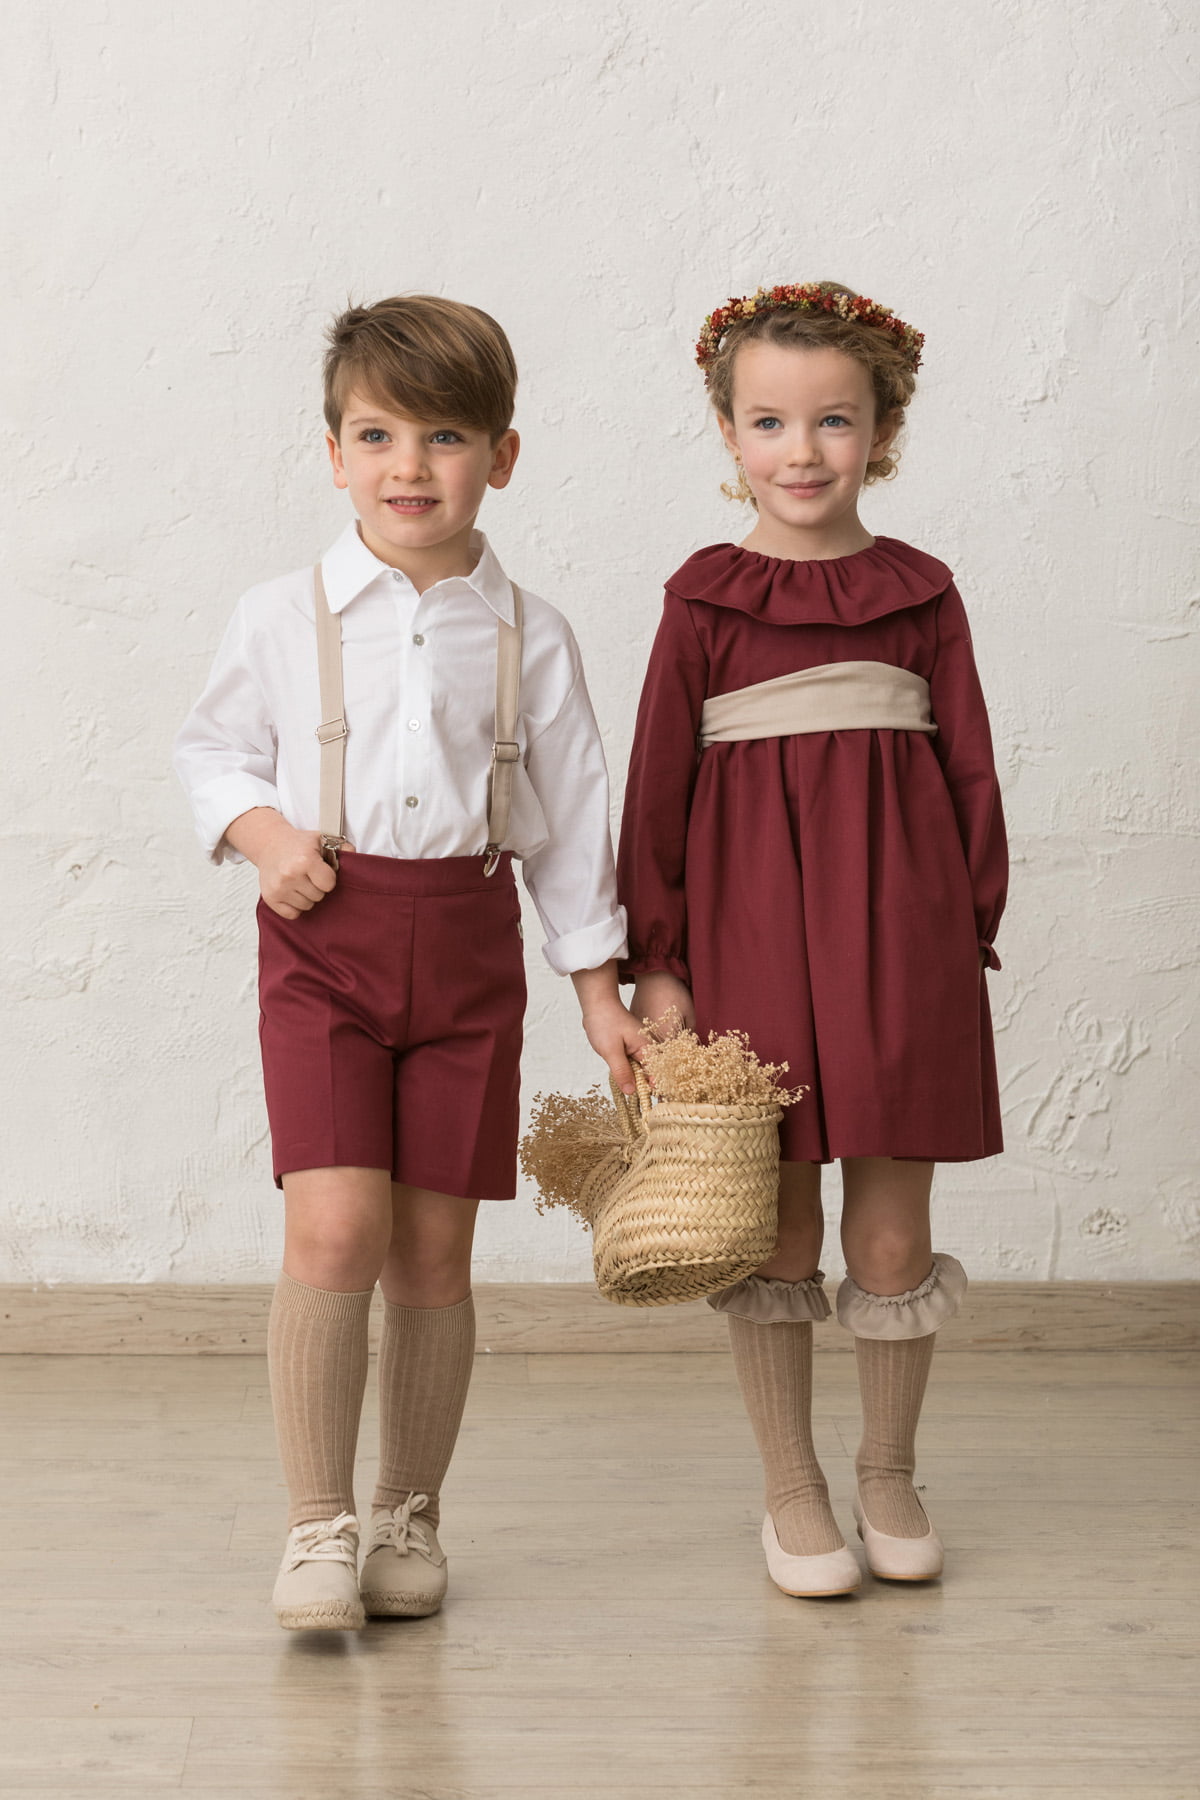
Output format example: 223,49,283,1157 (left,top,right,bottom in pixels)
175,295,641,1629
